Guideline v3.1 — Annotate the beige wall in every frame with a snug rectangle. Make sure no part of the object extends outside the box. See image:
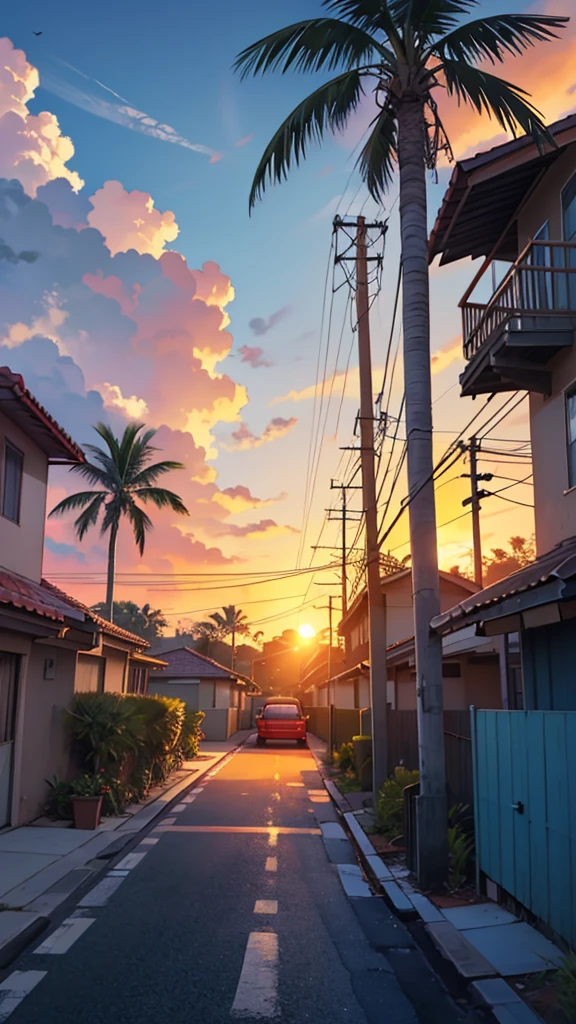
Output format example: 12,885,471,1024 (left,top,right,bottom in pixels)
517,145,576,554
0,410,48,583
393,656,502,712
11,639,76,826
102,644,129,693
147,679,200,708
334,680,355,709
